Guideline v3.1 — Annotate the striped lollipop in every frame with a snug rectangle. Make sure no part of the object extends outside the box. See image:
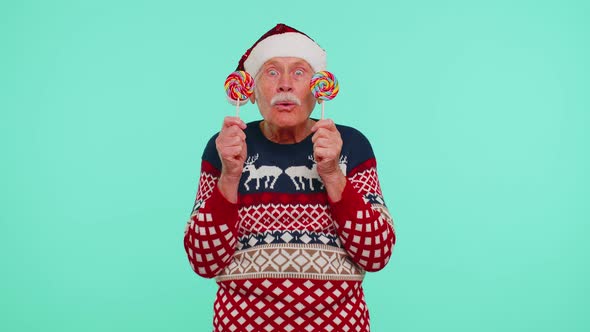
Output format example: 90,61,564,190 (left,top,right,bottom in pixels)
225,70,254,117
310,71,339,119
